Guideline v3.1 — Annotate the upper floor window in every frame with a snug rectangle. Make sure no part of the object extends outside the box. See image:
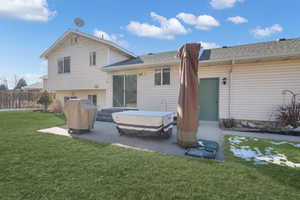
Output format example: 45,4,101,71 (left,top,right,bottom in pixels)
154,68,170,86
70,37,78,45
58,56,71,74
89,51,96,66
